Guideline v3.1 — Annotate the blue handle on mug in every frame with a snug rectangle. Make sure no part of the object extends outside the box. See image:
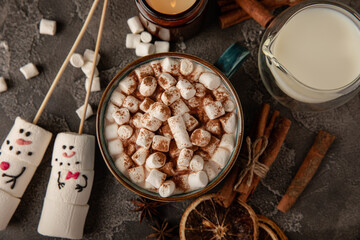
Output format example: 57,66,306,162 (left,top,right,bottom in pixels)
214,42,250,79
